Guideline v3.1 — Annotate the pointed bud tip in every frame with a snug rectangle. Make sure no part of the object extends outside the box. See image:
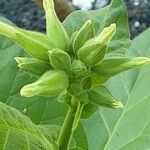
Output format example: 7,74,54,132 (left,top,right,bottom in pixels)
14,57,22,63
86,20,92,25
113,101,123,109
108,23,116,34
20,85,35,98
141,57,150,64
110,23,116,29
